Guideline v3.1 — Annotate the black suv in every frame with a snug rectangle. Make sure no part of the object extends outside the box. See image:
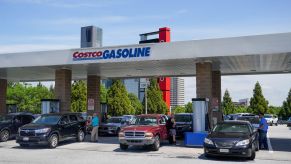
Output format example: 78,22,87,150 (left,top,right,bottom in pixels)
0,113,34,142
174,113,193,137
16,113,86,148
